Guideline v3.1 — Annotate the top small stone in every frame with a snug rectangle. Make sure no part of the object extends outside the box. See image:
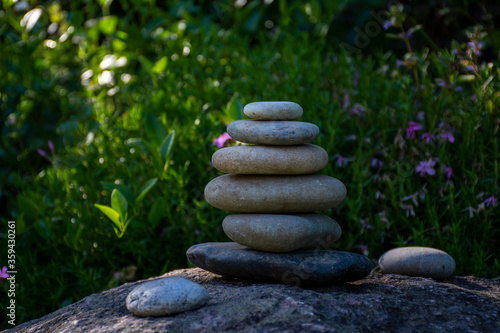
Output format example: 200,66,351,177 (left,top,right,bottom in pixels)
244,101,303,120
